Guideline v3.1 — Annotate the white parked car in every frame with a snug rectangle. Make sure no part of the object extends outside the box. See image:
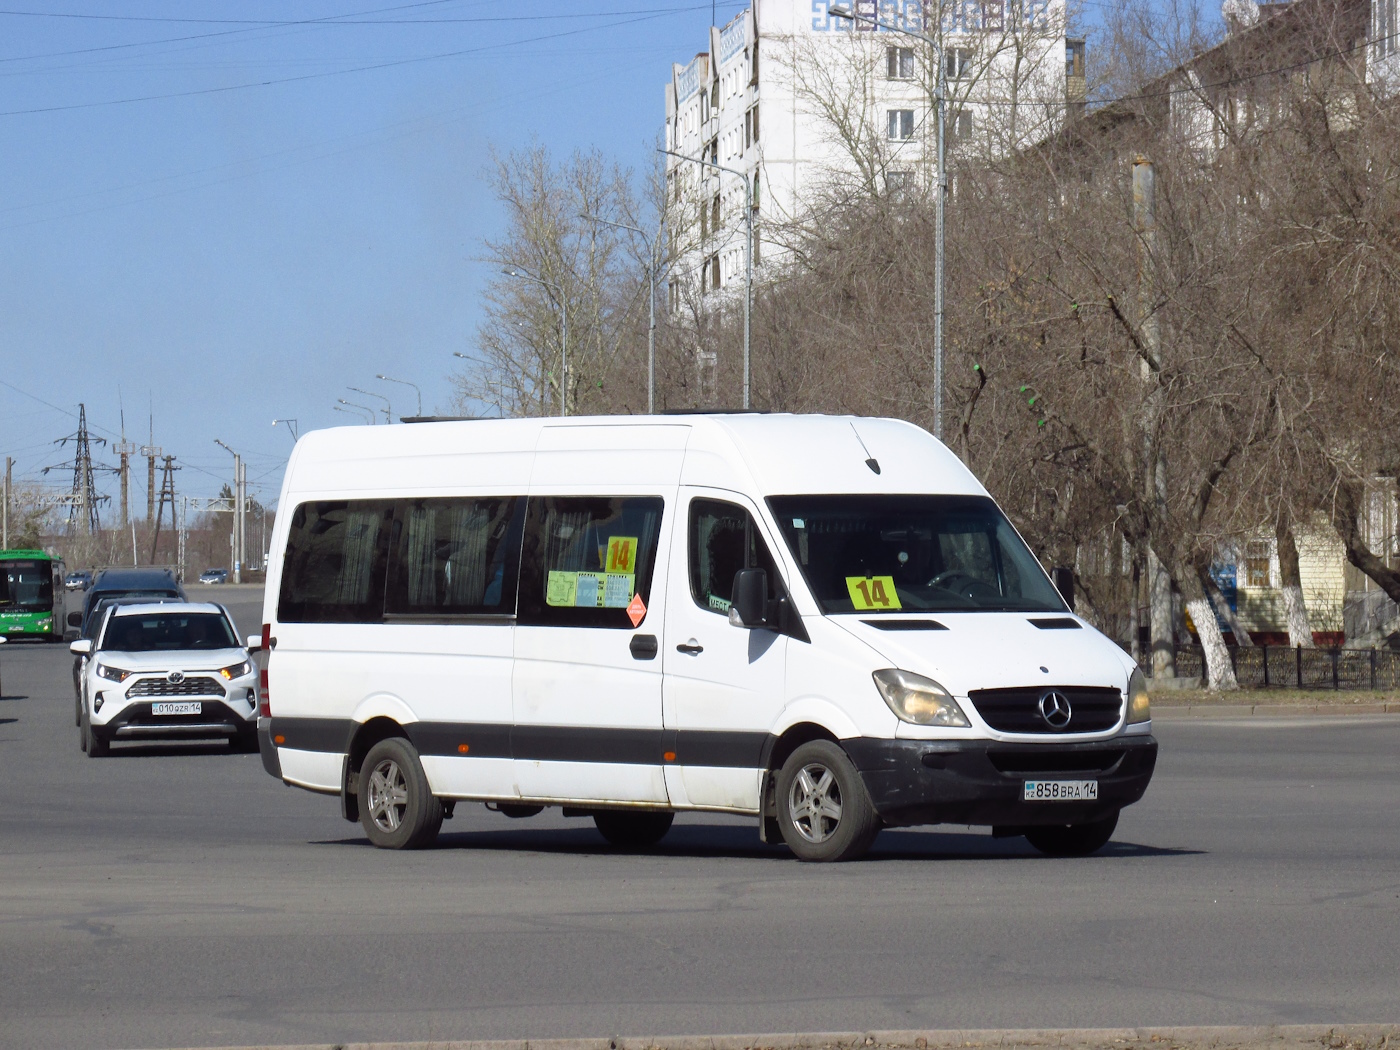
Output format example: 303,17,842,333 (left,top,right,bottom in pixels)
254,413,1157,860
70,602,258,757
